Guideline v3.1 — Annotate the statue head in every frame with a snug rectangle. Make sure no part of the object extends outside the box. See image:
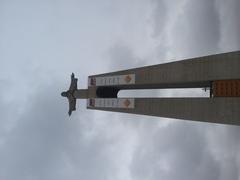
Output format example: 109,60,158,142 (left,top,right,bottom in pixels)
61,91,68,97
